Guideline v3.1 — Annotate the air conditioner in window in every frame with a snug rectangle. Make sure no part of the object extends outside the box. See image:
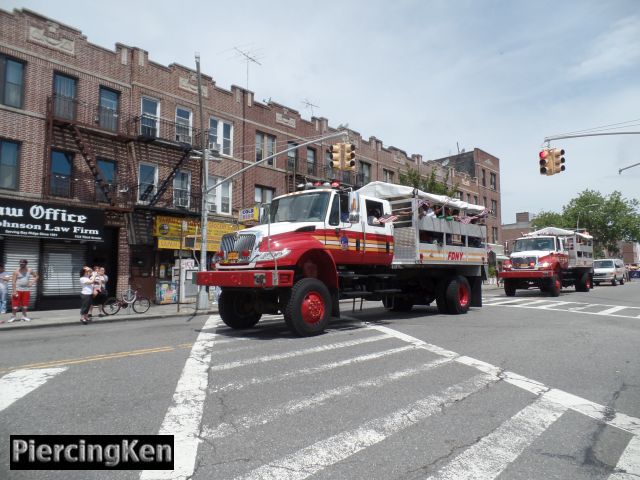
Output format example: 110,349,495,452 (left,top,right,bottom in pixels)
207,143,222,159
176,134,192,144
207,203,217,213
174,197,189,208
